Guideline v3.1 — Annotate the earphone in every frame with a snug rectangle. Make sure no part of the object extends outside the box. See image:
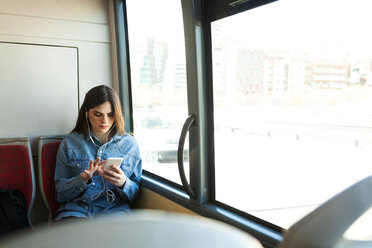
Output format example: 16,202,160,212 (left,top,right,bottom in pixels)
85,108,116,204
90,177,116,204
85,111,98,147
